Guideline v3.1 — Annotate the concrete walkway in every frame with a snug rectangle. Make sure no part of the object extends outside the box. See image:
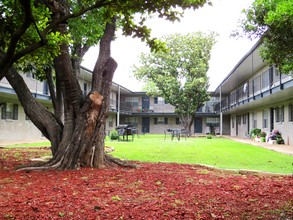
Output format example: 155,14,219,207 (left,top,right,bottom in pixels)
223,135,293,156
